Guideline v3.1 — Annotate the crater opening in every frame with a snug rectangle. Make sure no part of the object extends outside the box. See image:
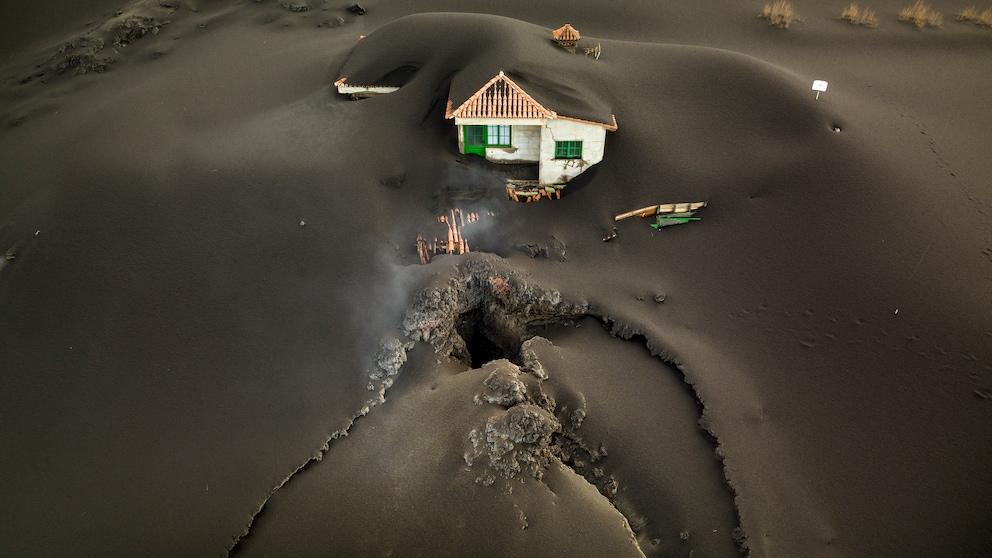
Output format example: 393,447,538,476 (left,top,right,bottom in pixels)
401,259,746,554
455,308,519,368
377,64,420,87
402,258,588,371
